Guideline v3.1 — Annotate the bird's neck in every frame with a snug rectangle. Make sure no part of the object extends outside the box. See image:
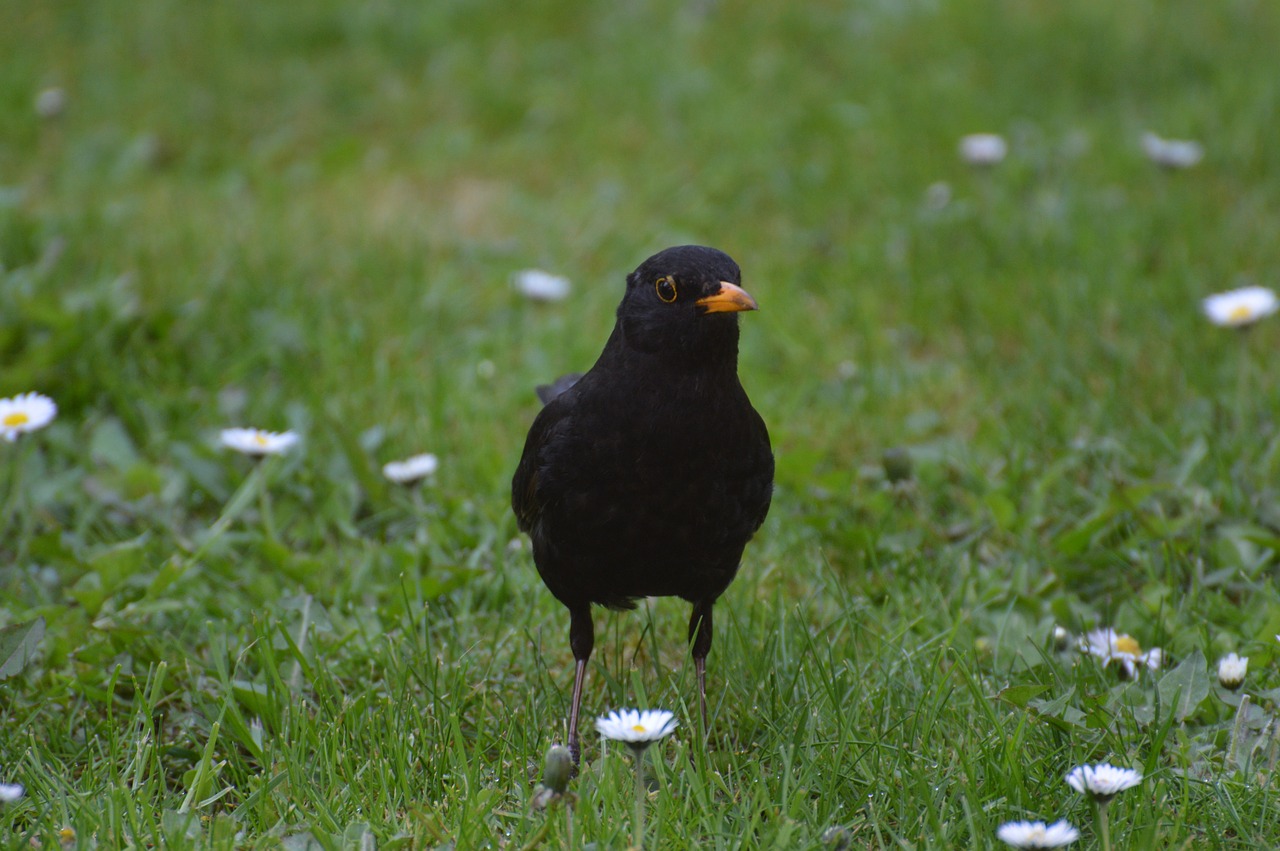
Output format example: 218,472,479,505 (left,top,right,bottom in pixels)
609,317,741,376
